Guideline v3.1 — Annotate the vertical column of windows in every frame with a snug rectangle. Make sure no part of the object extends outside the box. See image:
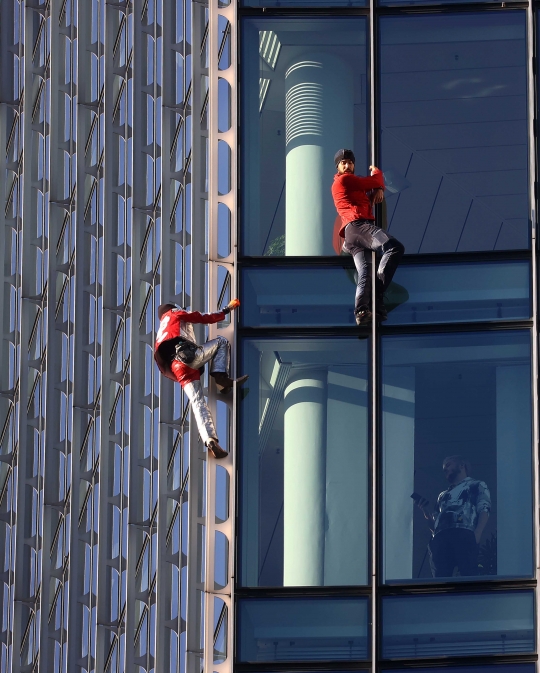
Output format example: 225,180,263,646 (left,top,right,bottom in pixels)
67,0,105,670
90,2,133,670
0,3,24,669
38,0,79,670
155,0,192,670
124,1,162,671
9,3,52,670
